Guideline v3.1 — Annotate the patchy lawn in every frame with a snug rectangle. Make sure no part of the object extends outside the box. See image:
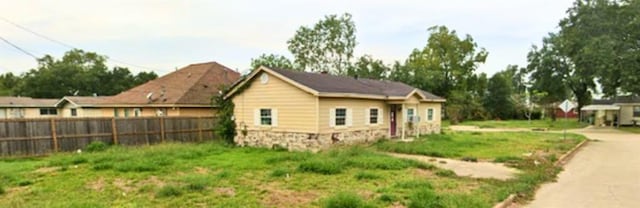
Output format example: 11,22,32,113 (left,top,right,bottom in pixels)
0,132,586,208
459,119,588,130
619,126,640,134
